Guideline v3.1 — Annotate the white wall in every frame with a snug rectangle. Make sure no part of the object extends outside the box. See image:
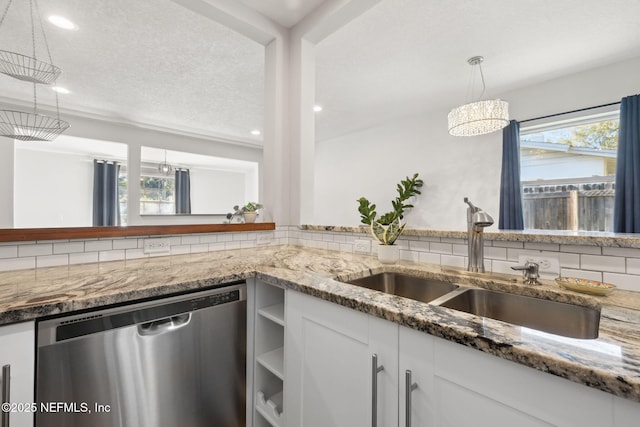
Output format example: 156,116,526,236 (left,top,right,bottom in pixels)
0,140,14,228
190,168,246,214
314,56,640,230
14,150,93,228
